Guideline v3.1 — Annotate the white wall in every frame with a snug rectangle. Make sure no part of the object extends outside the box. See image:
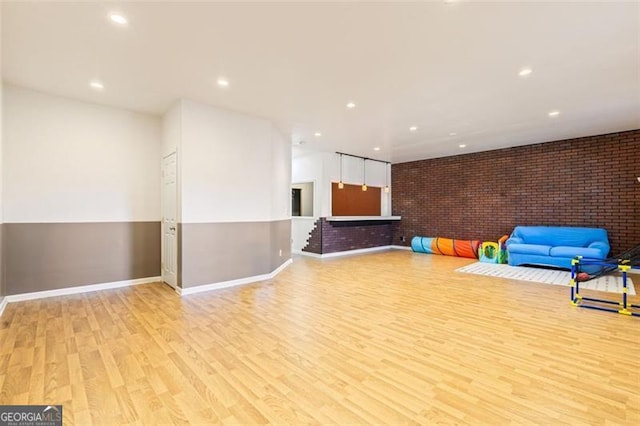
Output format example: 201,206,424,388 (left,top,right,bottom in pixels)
0,9,3,223
292,151,392,217
291,152,325,252
291,217,317,253
180,99,290,223
162,101,182,158
292,182,313,217
327,154,389,187
162,101,183,222
292,151,326,217
3,85,161,222
0,1,2,191
0,3,4,301
270,126,292,221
